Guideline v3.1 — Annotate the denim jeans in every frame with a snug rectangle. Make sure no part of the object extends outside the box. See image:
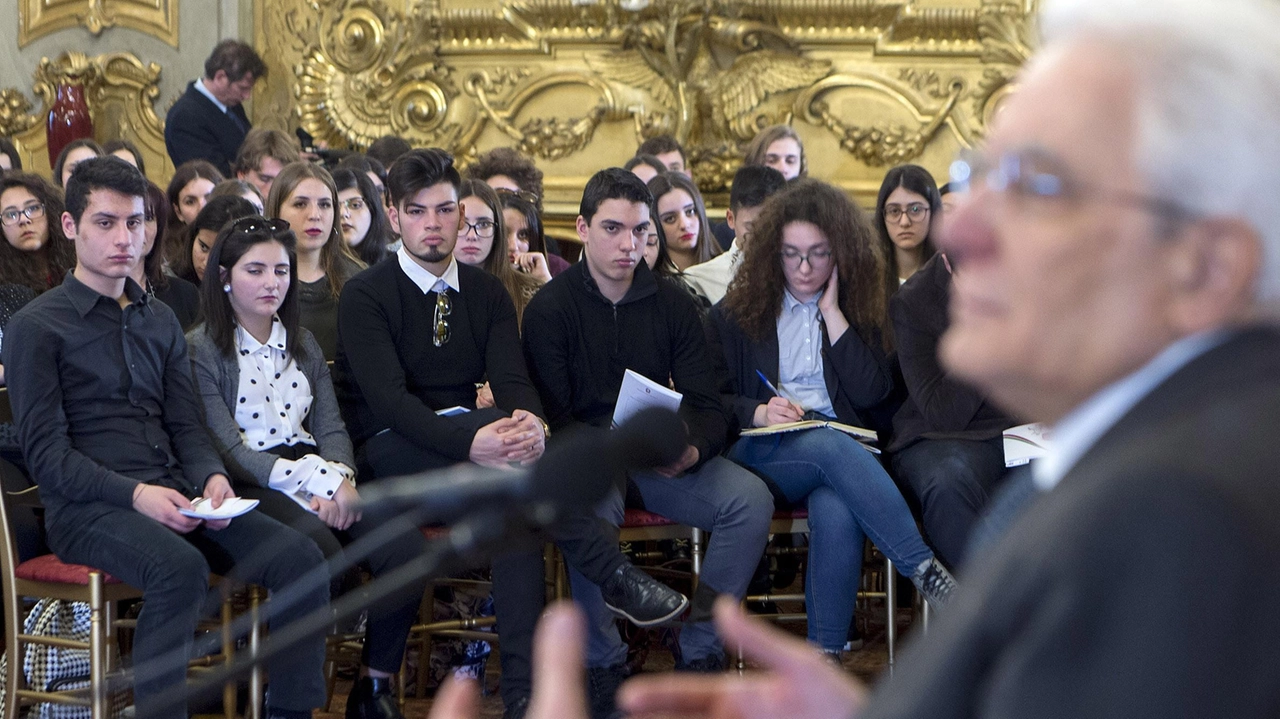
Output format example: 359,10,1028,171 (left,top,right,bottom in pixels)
47,501,330,719
569,456,774,667
891,436,1006,568
728,427,934,652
